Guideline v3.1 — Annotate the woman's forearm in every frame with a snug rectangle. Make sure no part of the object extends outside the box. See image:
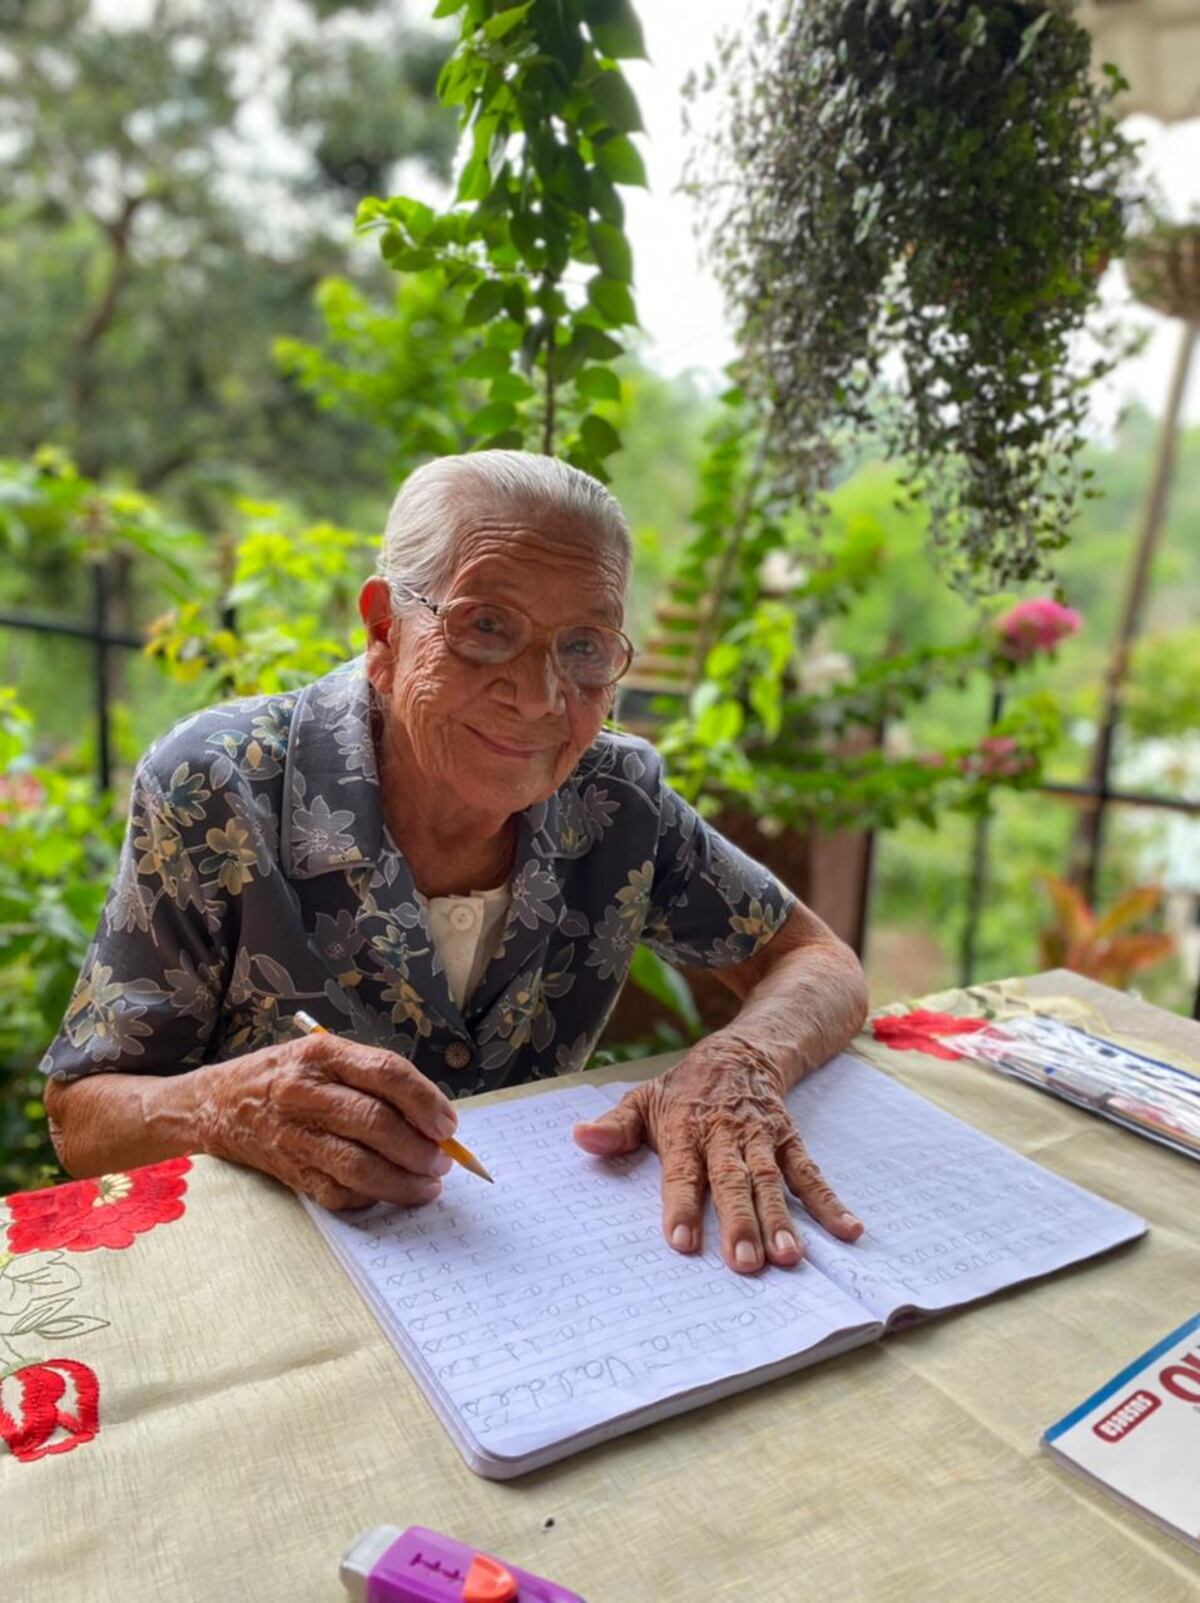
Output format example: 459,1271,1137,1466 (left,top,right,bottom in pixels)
719,936,869,1093
43,1069,209,1178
